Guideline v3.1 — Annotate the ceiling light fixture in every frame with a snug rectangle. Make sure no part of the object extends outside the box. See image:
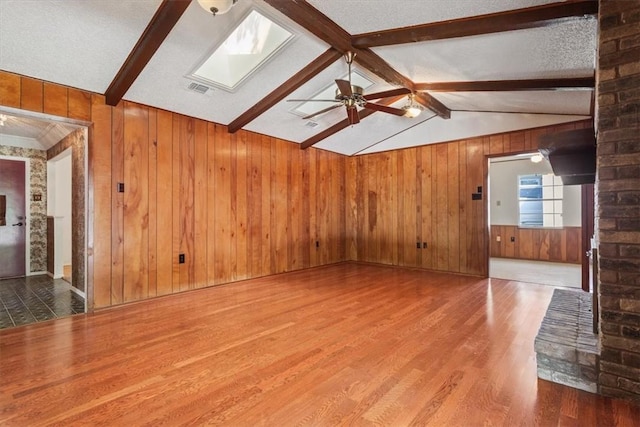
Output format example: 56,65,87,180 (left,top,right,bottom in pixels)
402,94,423,118
197,0,238,16
531,153,544,163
